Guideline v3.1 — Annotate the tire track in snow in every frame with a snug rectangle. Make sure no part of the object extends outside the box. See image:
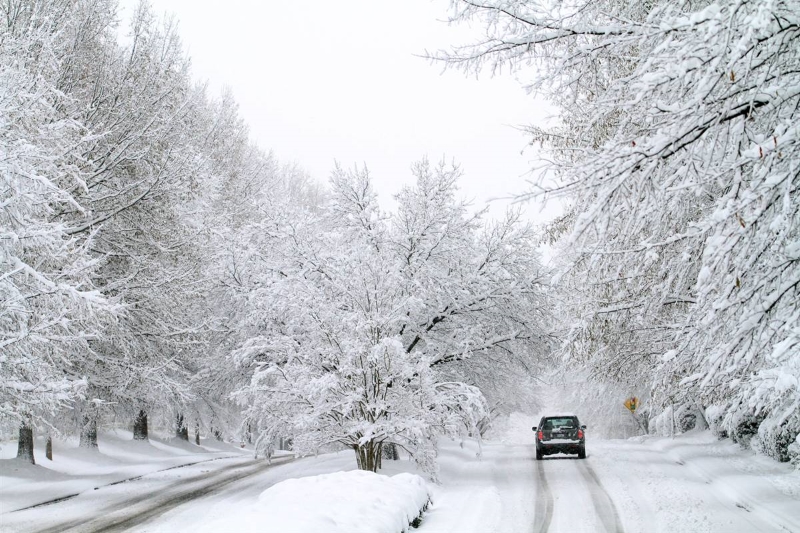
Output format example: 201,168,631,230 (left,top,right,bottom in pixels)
533,459,553,533
10,454,239,514
577,460,624,533
89,459,291,533
31,456,293,533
